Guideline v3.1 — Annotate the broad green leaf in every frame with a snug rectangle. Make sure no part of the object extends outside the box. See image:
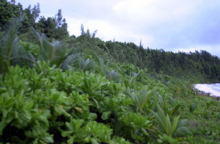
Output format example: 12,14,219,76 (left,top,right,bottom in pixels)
90,138,99,144
61,131,73,137
171,115,180,136
22,110,31,121
40,135,54,143
67,136,75,144
101,111,112,120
